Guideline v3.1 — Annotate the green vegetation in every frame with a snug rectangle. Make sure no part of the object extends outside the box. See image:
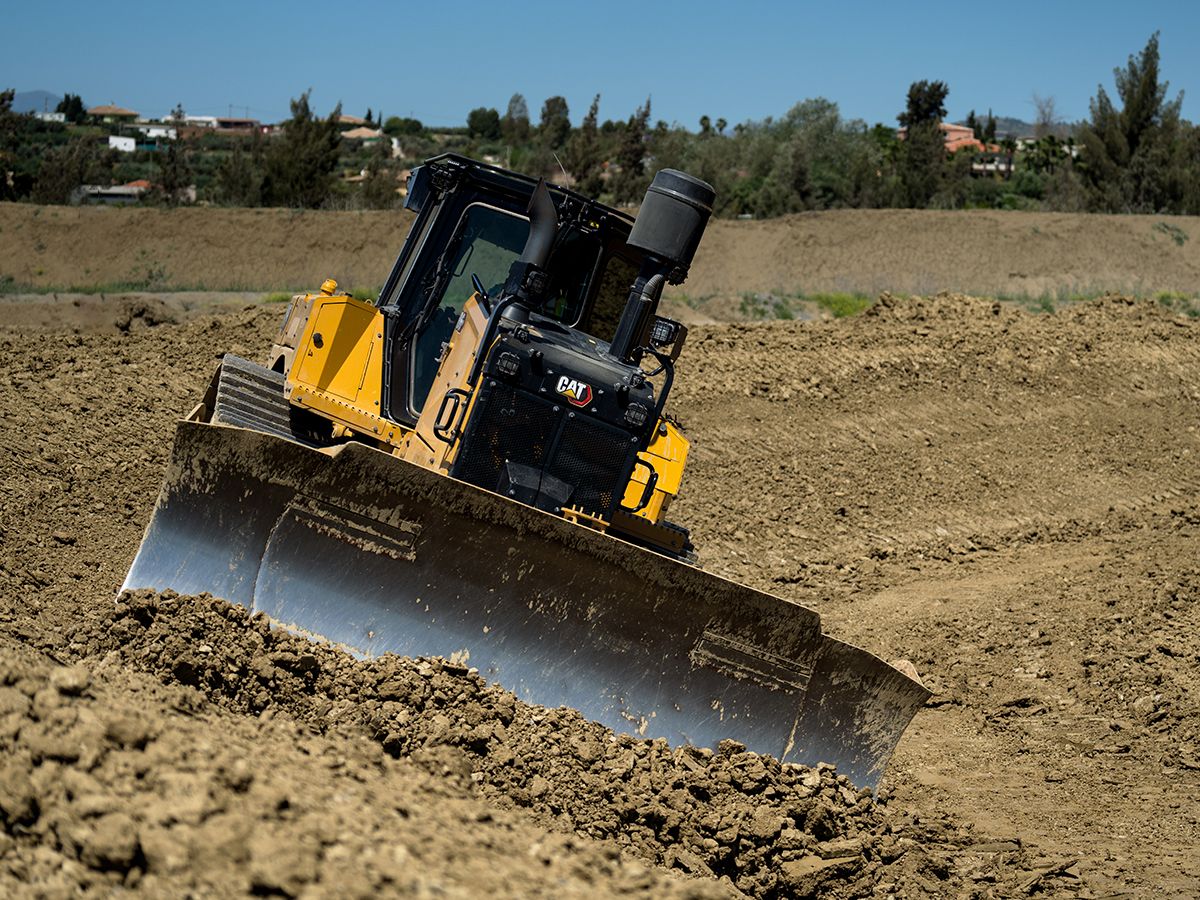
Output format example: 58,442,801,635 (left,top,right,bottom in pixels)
988,287,1200,316
739,291,875,320
2,34,1200,216
808,292,875,318
1153,221,1189,245
1154,290,1200,317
